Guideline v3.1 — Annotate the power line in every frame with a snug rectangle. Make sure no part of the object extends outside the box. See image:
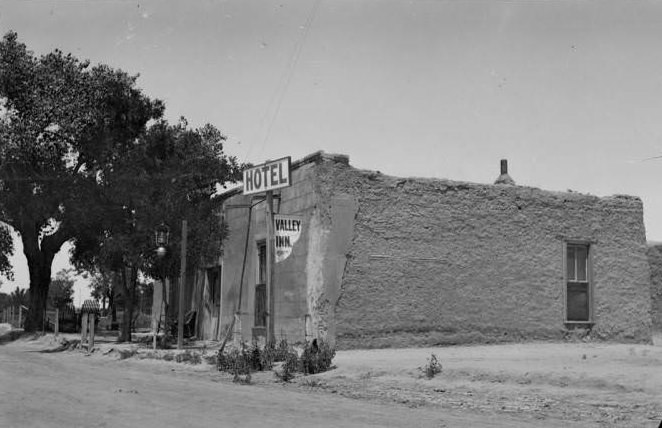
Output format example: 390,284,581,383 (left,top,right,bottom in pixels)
246,0,322,162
